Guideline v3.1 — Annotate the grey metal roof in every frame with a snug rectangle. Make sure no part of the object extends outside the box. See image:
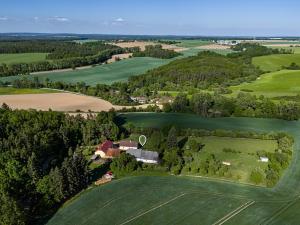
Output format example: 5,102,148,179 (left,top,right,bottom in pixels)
127,149,159,161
